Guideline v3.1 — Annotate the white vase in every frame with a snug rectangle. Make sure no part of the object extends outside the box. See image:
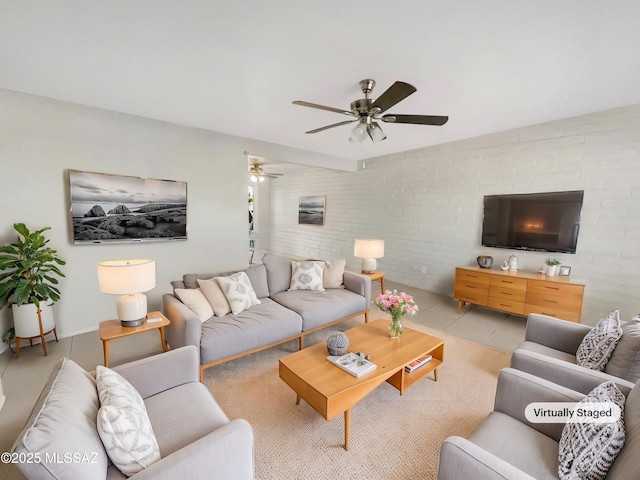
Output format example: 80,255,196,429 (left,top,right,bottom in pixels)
12,303,55,339
546,265,557,276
